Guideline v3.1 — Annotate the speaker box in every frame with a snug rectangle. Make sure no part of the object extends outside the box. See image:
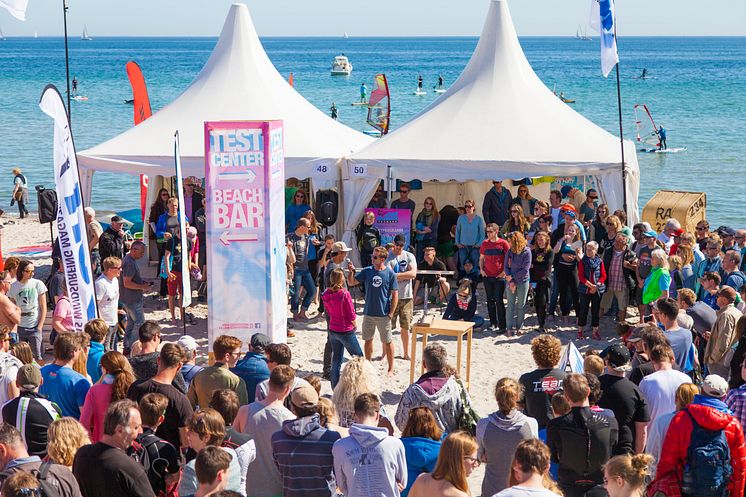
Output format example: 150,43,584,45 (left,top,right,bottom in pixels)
35,186,58,224
315,189,339,227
